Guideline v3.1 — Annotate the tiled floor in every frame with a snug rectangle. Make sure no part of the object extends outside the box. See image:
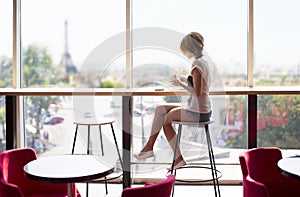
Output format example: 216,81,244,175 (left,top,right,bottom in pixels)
76,183,243,197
